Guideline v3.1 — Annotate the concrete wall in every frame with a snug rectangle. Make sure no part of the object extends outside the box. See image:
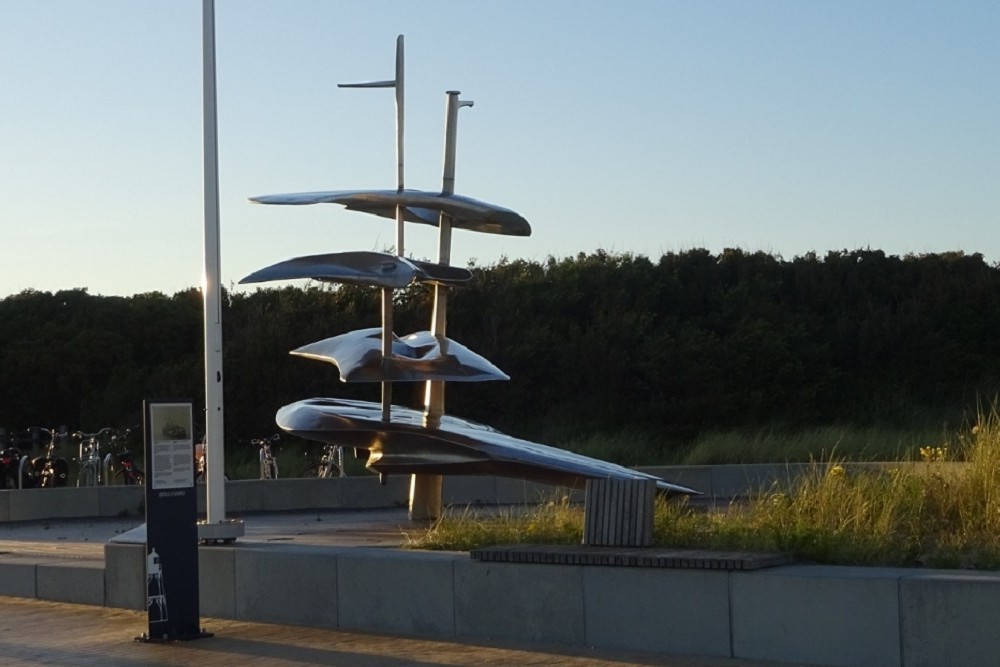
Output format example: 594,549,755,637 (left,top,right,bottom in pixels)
3,463,968,524
639,462,970,501
731,565,904,666
6,487,102,521
85,541,1000,667
0,474,578,523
